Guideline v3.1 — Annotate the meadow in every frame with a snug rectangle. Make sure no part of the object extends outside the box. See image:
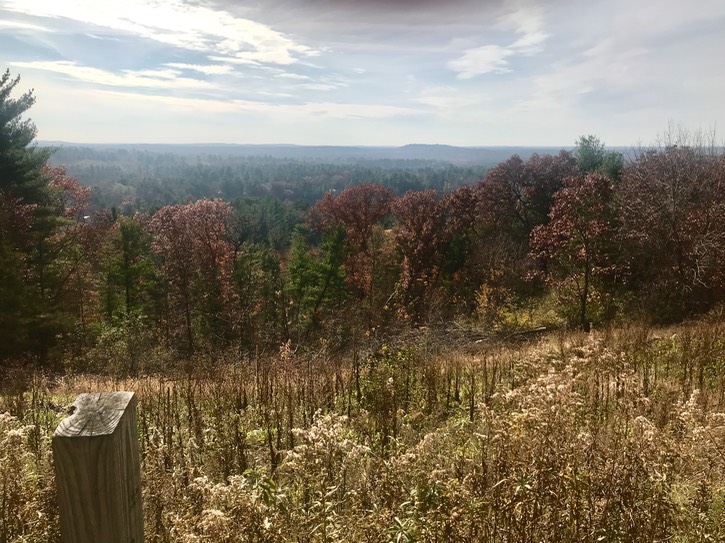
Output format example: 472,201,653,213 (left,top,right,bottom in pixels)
2,316,725,542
